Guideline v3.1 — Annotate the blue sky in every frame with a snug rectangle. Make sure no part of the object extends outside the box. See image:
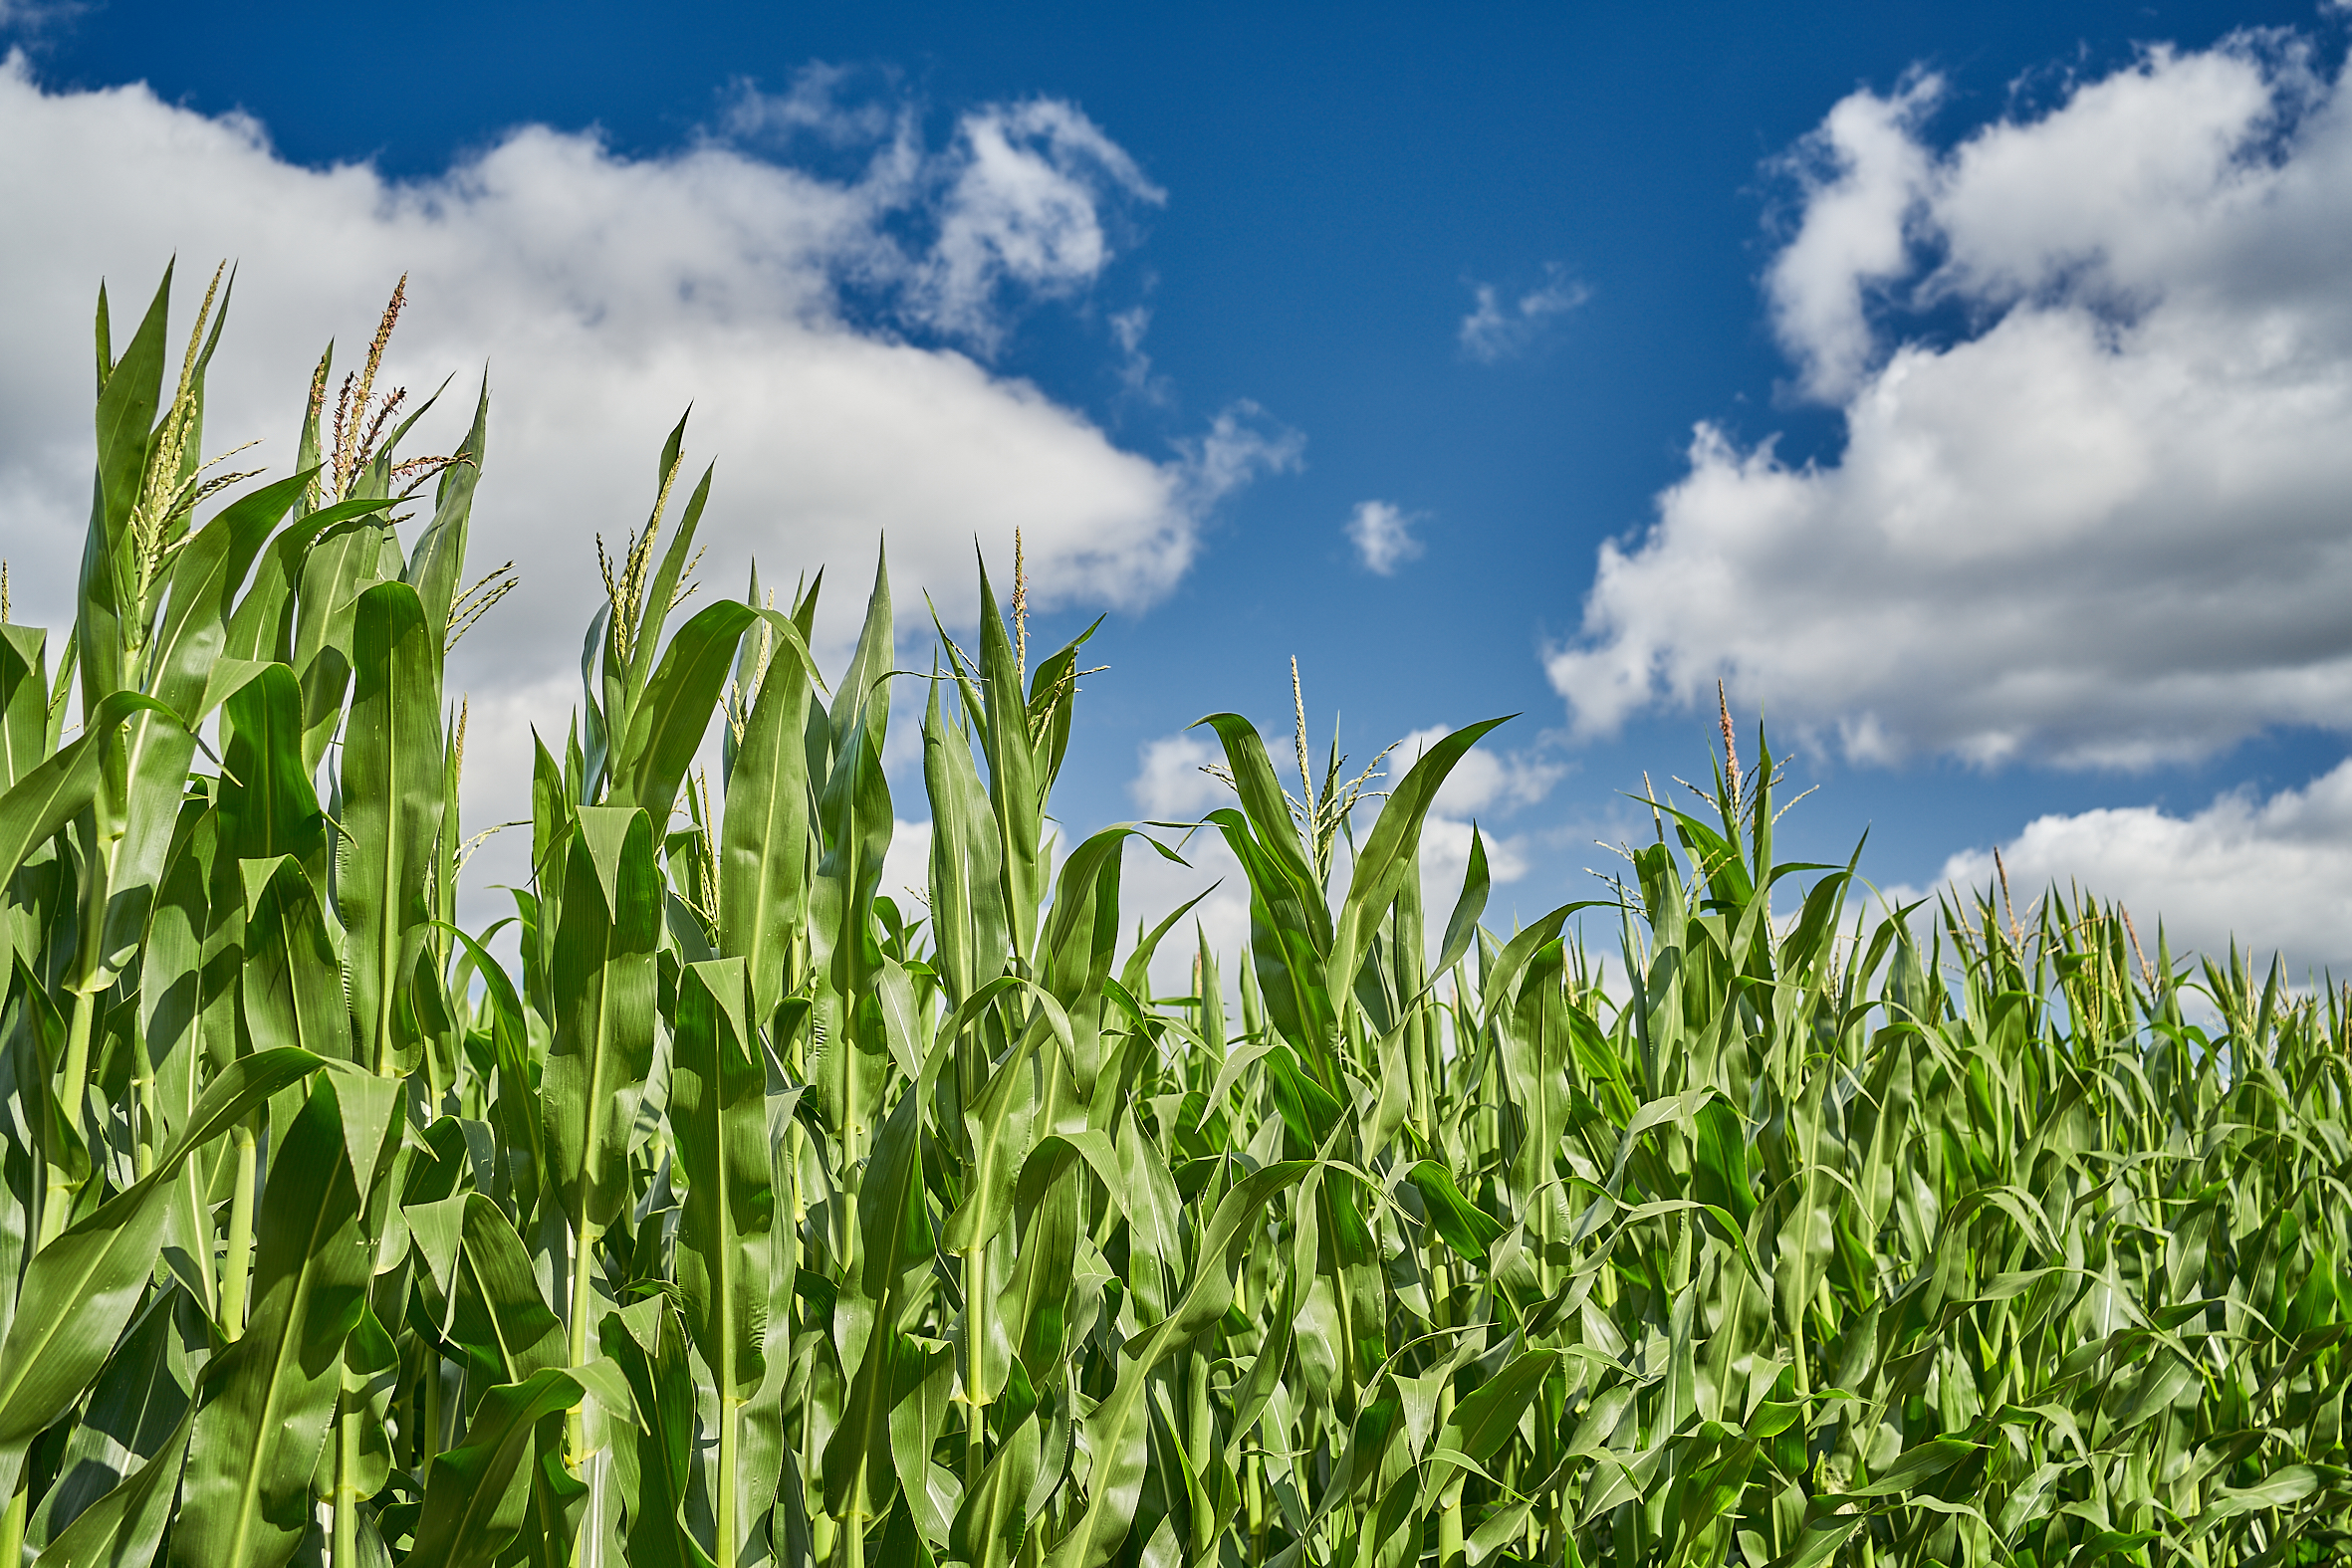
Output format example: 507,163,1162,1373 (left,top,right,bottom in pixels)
5,0,2352,973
